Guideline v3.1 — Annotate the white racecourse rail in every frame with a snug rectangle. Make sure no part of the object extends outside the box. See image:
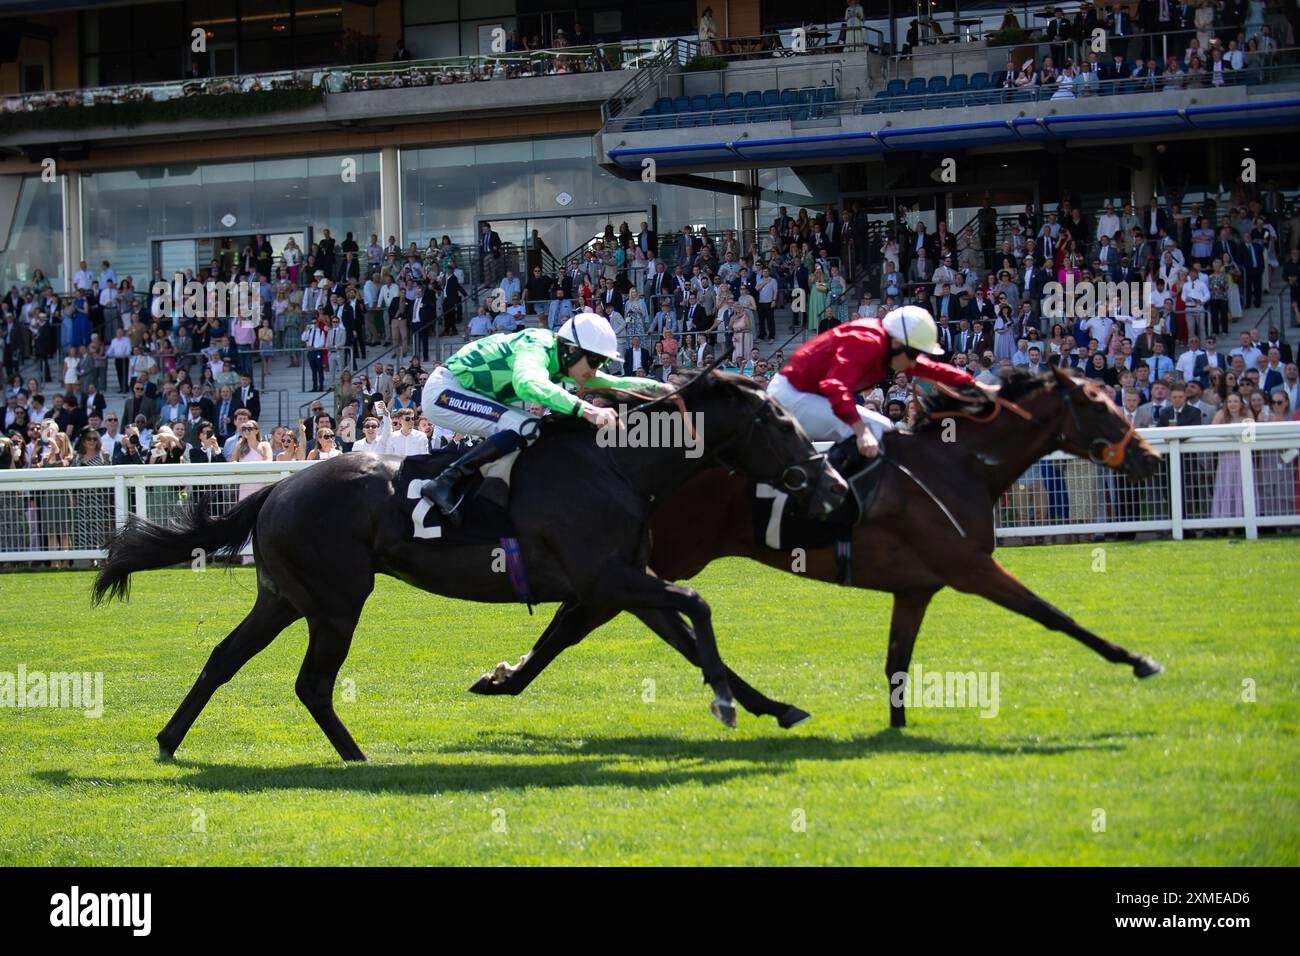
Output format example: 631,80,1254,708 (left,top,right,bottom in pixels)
0,423,1297,564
